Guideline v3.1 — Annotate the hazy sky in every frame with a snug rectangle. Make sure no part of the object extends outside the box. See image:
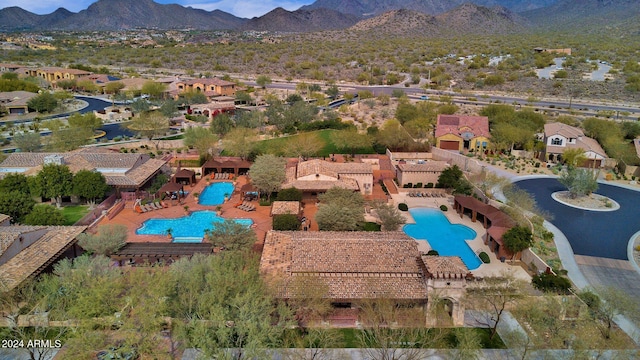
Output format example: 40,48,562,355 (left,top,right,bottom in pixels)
2,0,316,19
